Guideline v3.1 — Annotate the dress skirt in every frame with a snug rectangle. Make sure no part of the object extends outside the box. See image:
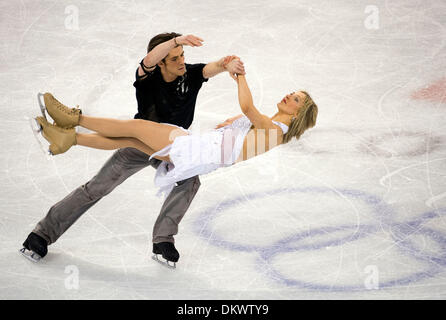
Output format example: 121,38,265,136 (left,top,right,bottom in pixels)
150,129,227,197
